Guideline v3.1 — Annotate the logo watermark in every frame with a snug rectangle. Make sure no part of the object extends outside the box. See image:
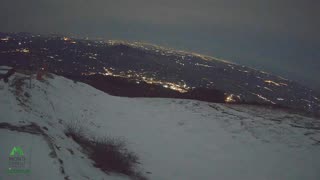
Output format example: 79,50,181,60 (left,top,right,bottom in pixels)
7,146,31,174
